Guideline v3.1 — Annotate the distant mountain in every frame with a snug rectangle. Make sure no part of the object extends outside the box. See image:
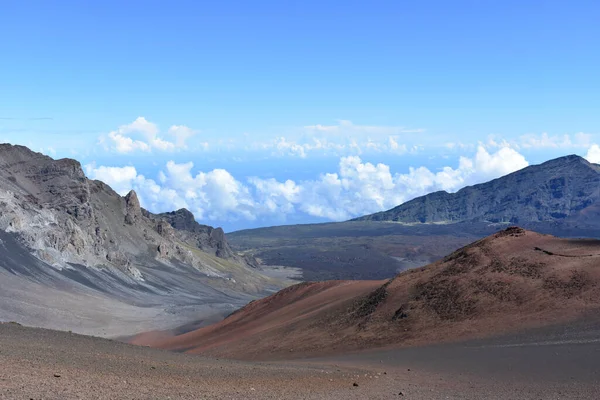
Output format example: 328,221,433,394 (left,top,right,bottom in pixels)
355,155,600,226
0,144,283,336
